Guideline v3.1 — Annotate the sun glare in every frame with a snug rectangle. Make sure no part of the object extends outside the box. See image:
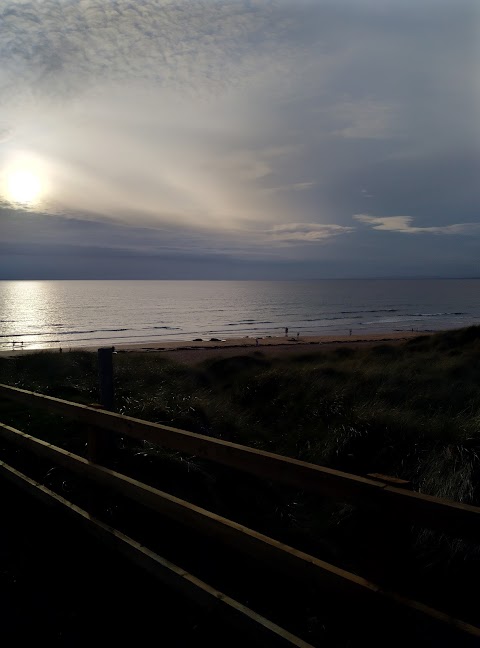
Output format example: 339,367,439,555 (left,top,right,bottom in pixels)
7,169,42,205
